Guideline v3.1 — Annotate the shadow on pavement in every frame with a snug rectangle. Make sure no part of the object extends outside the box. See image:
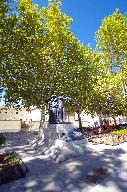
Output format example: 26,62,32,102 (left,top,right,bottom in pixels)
1,132,127,192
